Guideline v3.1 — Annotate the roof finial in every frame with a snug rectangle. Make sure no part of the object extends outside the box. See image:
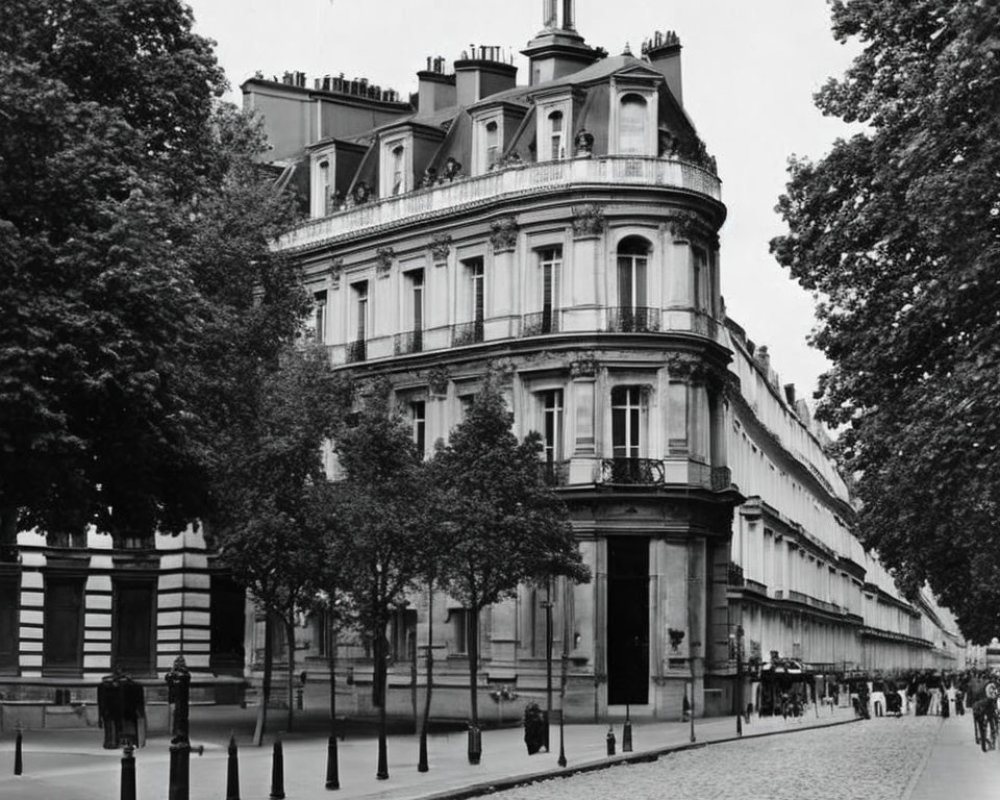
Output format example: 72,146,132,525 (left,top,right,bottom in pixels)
622,42,633,56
